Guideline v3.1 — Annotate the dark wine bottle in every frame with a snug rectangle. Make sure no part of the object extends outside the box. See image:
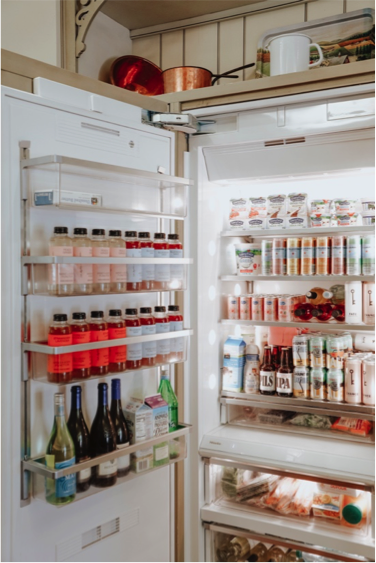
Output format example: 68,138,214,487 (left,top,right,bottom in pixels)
89,382,118,488
110,379,131,477
67,385,91,493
